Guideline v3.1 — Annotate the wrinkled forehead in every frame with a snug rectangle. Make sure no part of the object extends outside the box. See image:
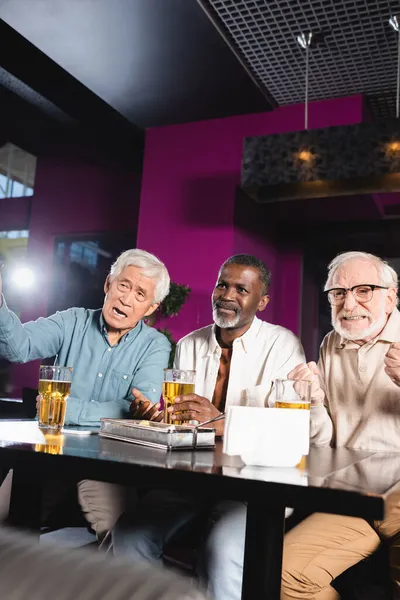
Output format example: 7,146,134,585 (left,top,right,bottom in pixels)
216,264,261,286
329,259,381,288
118,266,155,288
